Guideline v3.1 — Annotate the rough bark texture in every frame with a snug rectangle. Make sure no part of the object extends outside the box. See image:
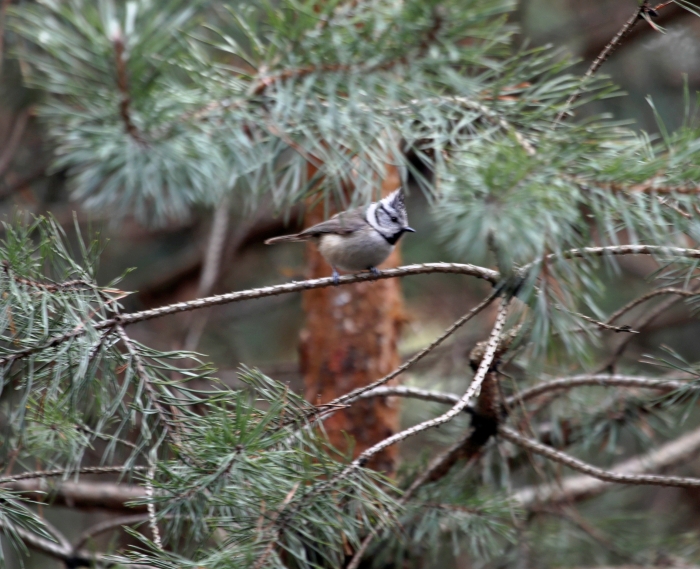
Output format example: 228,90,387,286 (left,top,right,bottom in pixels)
300,166,405,473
